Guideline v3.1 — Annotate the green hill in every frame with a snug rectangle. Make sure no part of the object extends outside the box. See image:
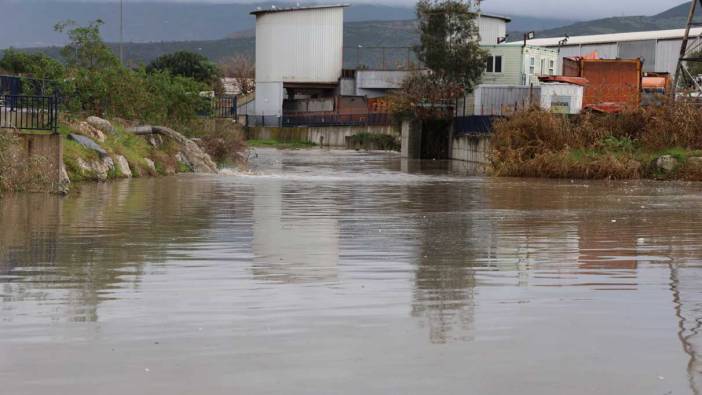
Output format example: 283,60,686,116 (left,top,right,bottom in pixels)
509,1,701,41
